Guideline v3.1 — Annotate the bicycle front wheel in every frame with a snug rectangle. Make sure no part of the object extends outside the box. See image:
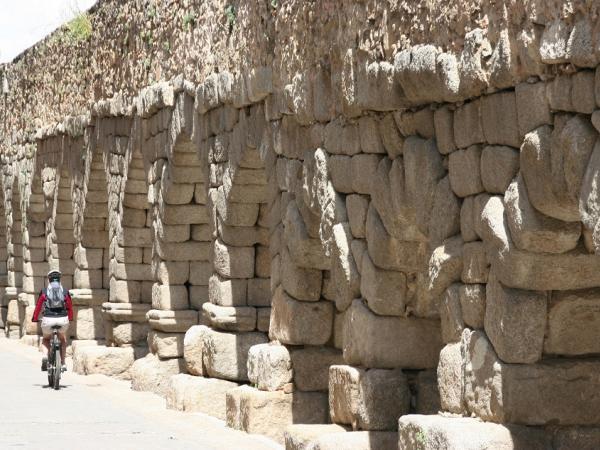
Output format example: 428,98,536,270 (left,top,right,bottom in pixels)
53,351,61,390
